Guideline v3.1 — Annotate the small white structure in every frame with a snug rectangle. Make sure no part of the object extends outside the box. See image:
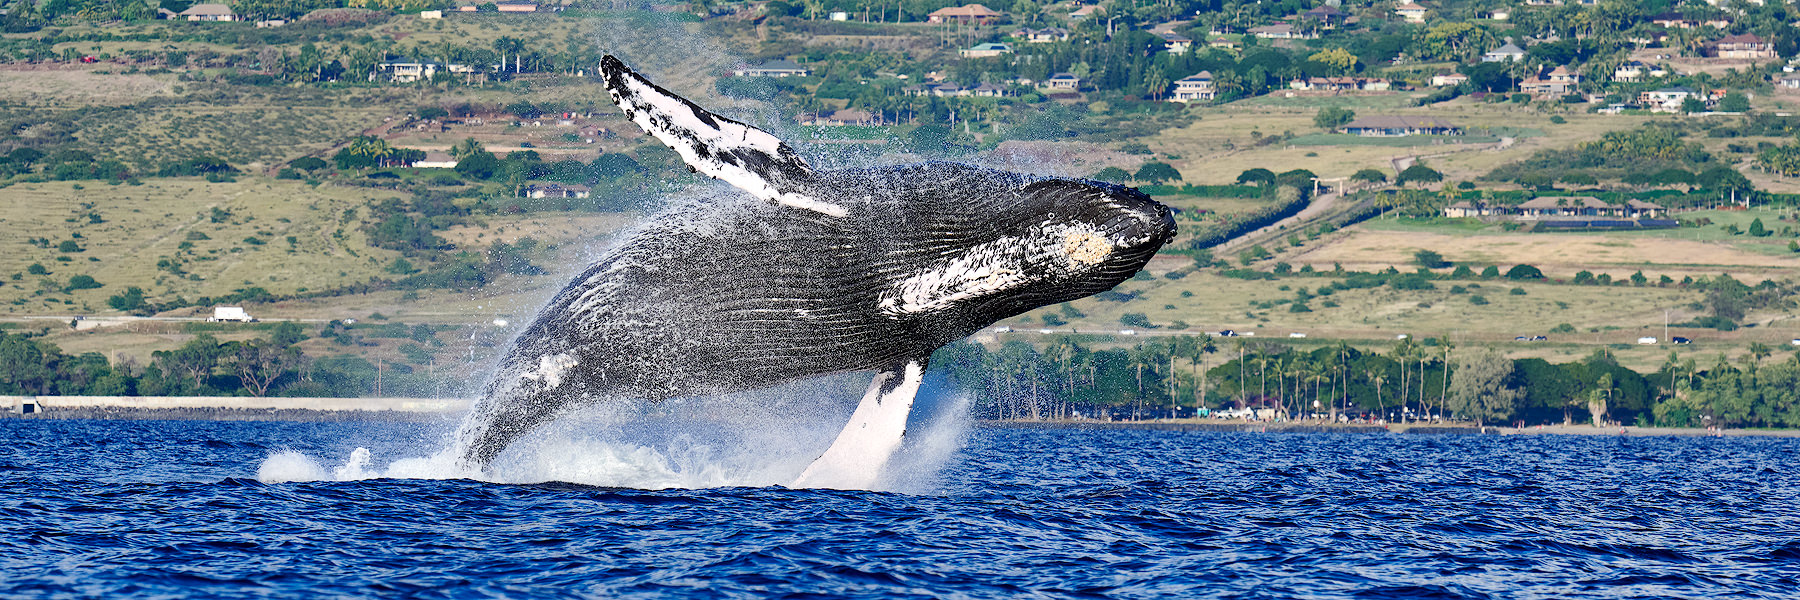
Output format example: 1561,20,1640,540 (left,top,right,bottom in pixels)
210,306,257,322
1637,337,1658,345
